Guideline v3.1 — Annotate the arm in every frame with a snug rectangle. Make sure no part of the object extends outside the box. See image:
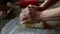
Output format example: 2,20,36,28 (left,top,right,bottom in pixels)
39,0,59,11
